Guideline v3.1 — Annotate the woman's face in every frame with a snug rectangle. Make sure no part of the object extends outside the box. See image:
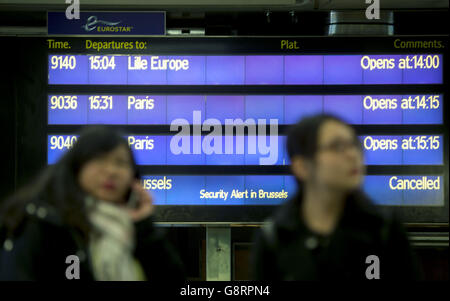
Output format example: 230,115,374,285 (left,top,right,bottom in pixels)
312,120,365,192
78,144,134,204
